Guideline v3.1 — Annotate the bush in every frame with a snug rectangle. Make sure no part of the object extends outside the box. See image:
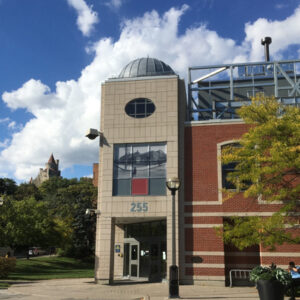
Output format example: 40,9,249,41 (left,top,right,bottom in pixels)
0,257,16,278
250,263,292,286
